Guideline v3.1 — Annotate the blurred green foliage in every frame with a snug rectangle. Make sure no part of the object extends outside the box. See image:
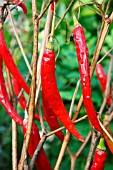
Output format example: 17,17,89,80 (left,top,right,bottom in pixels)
0,0,113,169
